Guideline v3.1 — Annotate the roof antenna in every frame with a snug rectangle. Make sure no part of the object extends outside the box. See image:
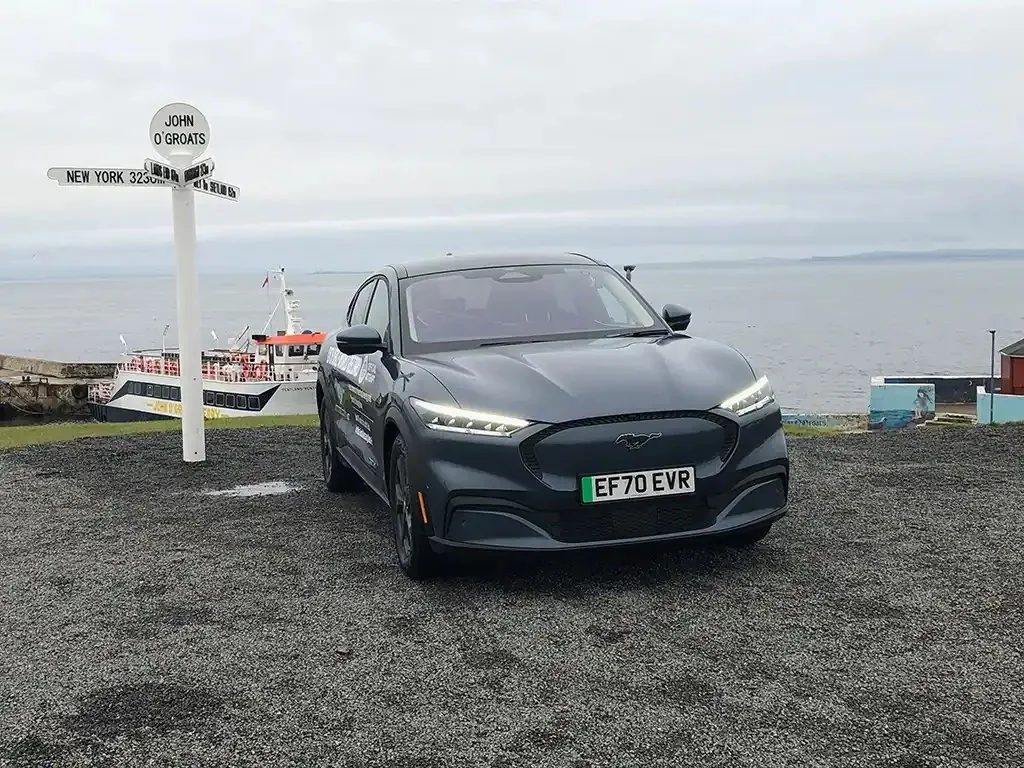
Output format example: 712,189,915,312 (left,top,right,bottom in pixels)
623,264,636,282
